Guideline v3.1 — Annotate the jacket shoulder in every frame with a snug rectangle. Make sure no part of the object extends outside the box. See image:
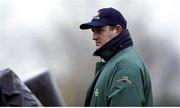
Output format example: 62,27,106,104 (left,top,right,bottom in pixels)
108,47,142,76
